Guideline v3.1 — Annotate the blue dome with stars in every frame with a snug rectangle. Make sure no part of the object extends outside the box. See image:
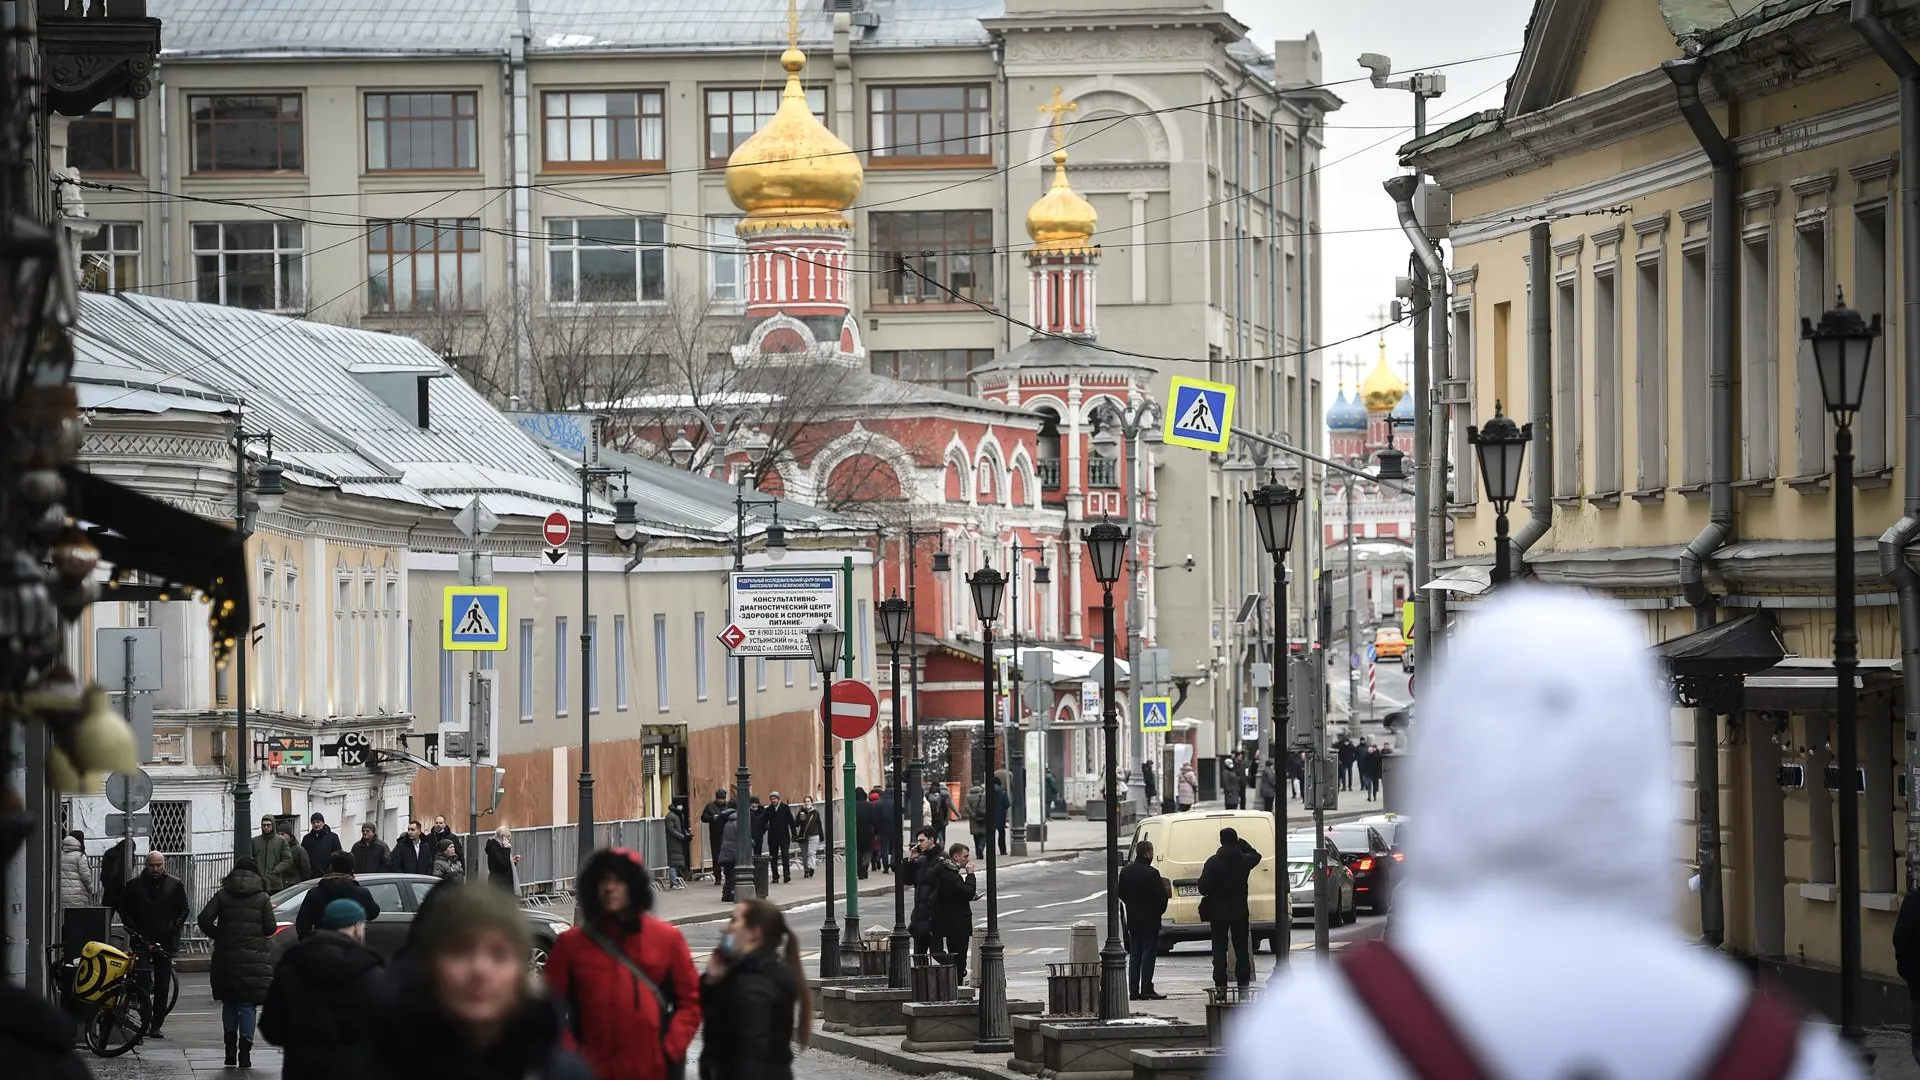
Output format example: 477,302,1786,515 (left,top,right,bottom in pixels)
1326,390,1367,432
1390,389,1416,421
